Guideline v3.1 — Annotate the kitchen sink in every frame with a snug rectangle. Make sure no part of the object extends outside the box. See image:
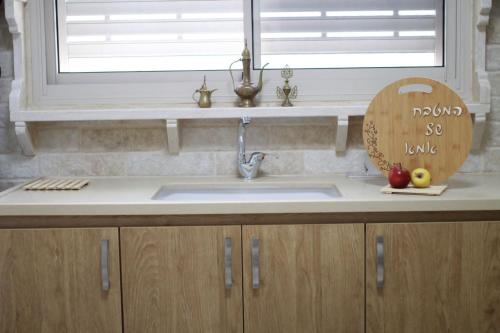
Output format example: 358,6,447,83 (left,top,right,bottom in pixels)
151,184,342,202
